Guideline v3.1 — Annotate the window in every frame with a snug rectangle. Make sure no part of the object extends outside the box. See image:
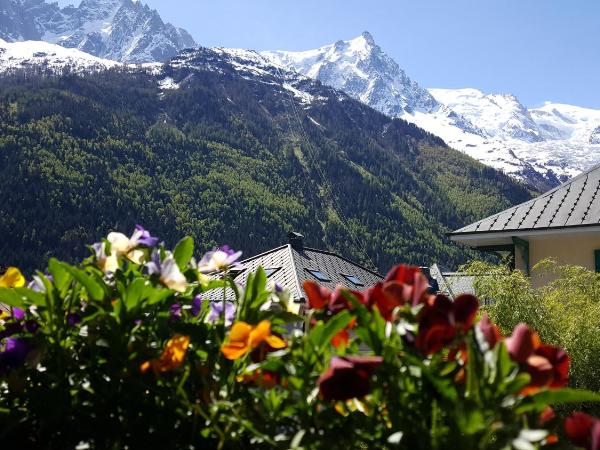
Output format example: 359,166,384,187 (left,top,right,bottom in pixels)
264,267,281,277
341,274,364,286
595,250,600,273
306,269,330,282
